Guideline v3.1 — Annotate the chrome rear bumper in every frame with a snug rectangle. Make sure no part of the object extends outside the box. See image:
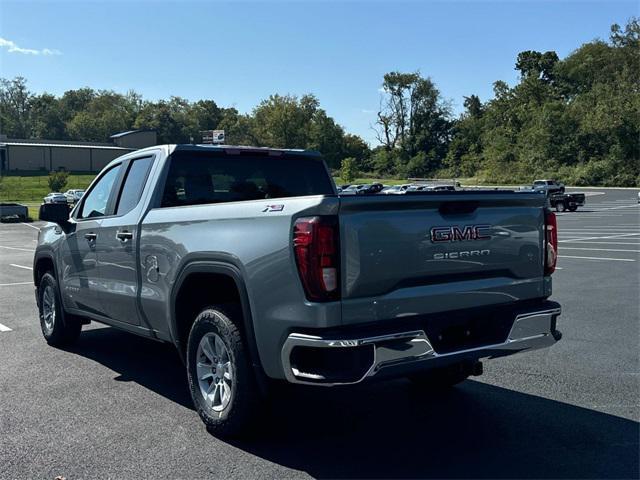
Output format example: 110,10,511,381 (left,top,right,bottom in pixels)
281,306,561,386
